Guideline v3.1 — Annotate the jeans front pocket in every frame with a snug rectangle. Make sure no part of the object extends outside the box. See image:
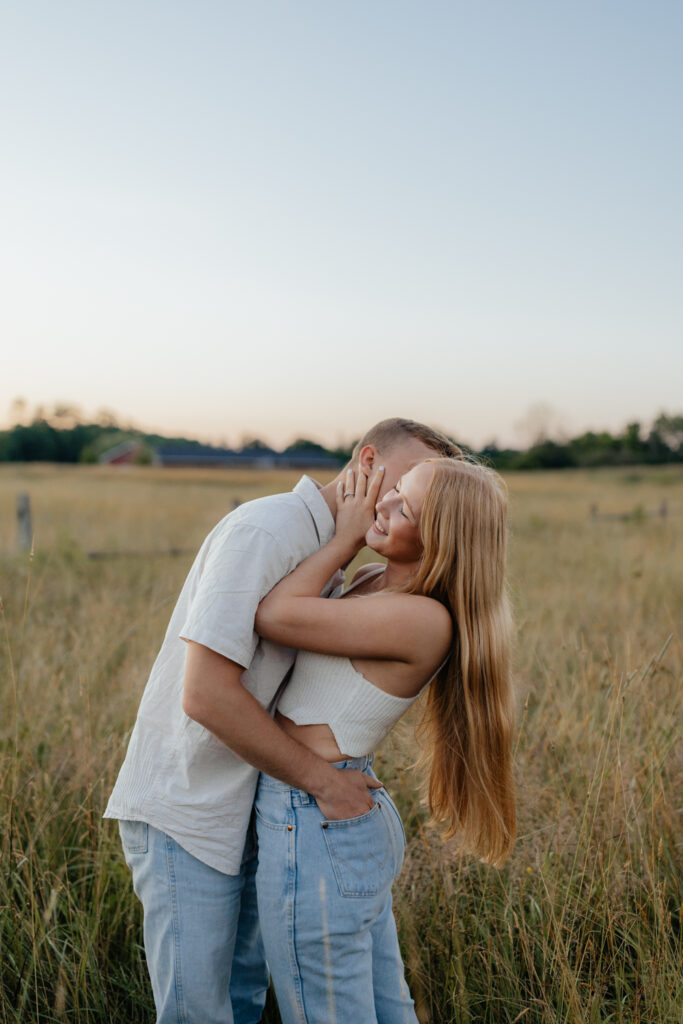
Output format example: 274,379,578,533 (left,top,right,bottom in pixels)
322,802,394,898
118,819,148,855
254,806,294,834
254,778,294,833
